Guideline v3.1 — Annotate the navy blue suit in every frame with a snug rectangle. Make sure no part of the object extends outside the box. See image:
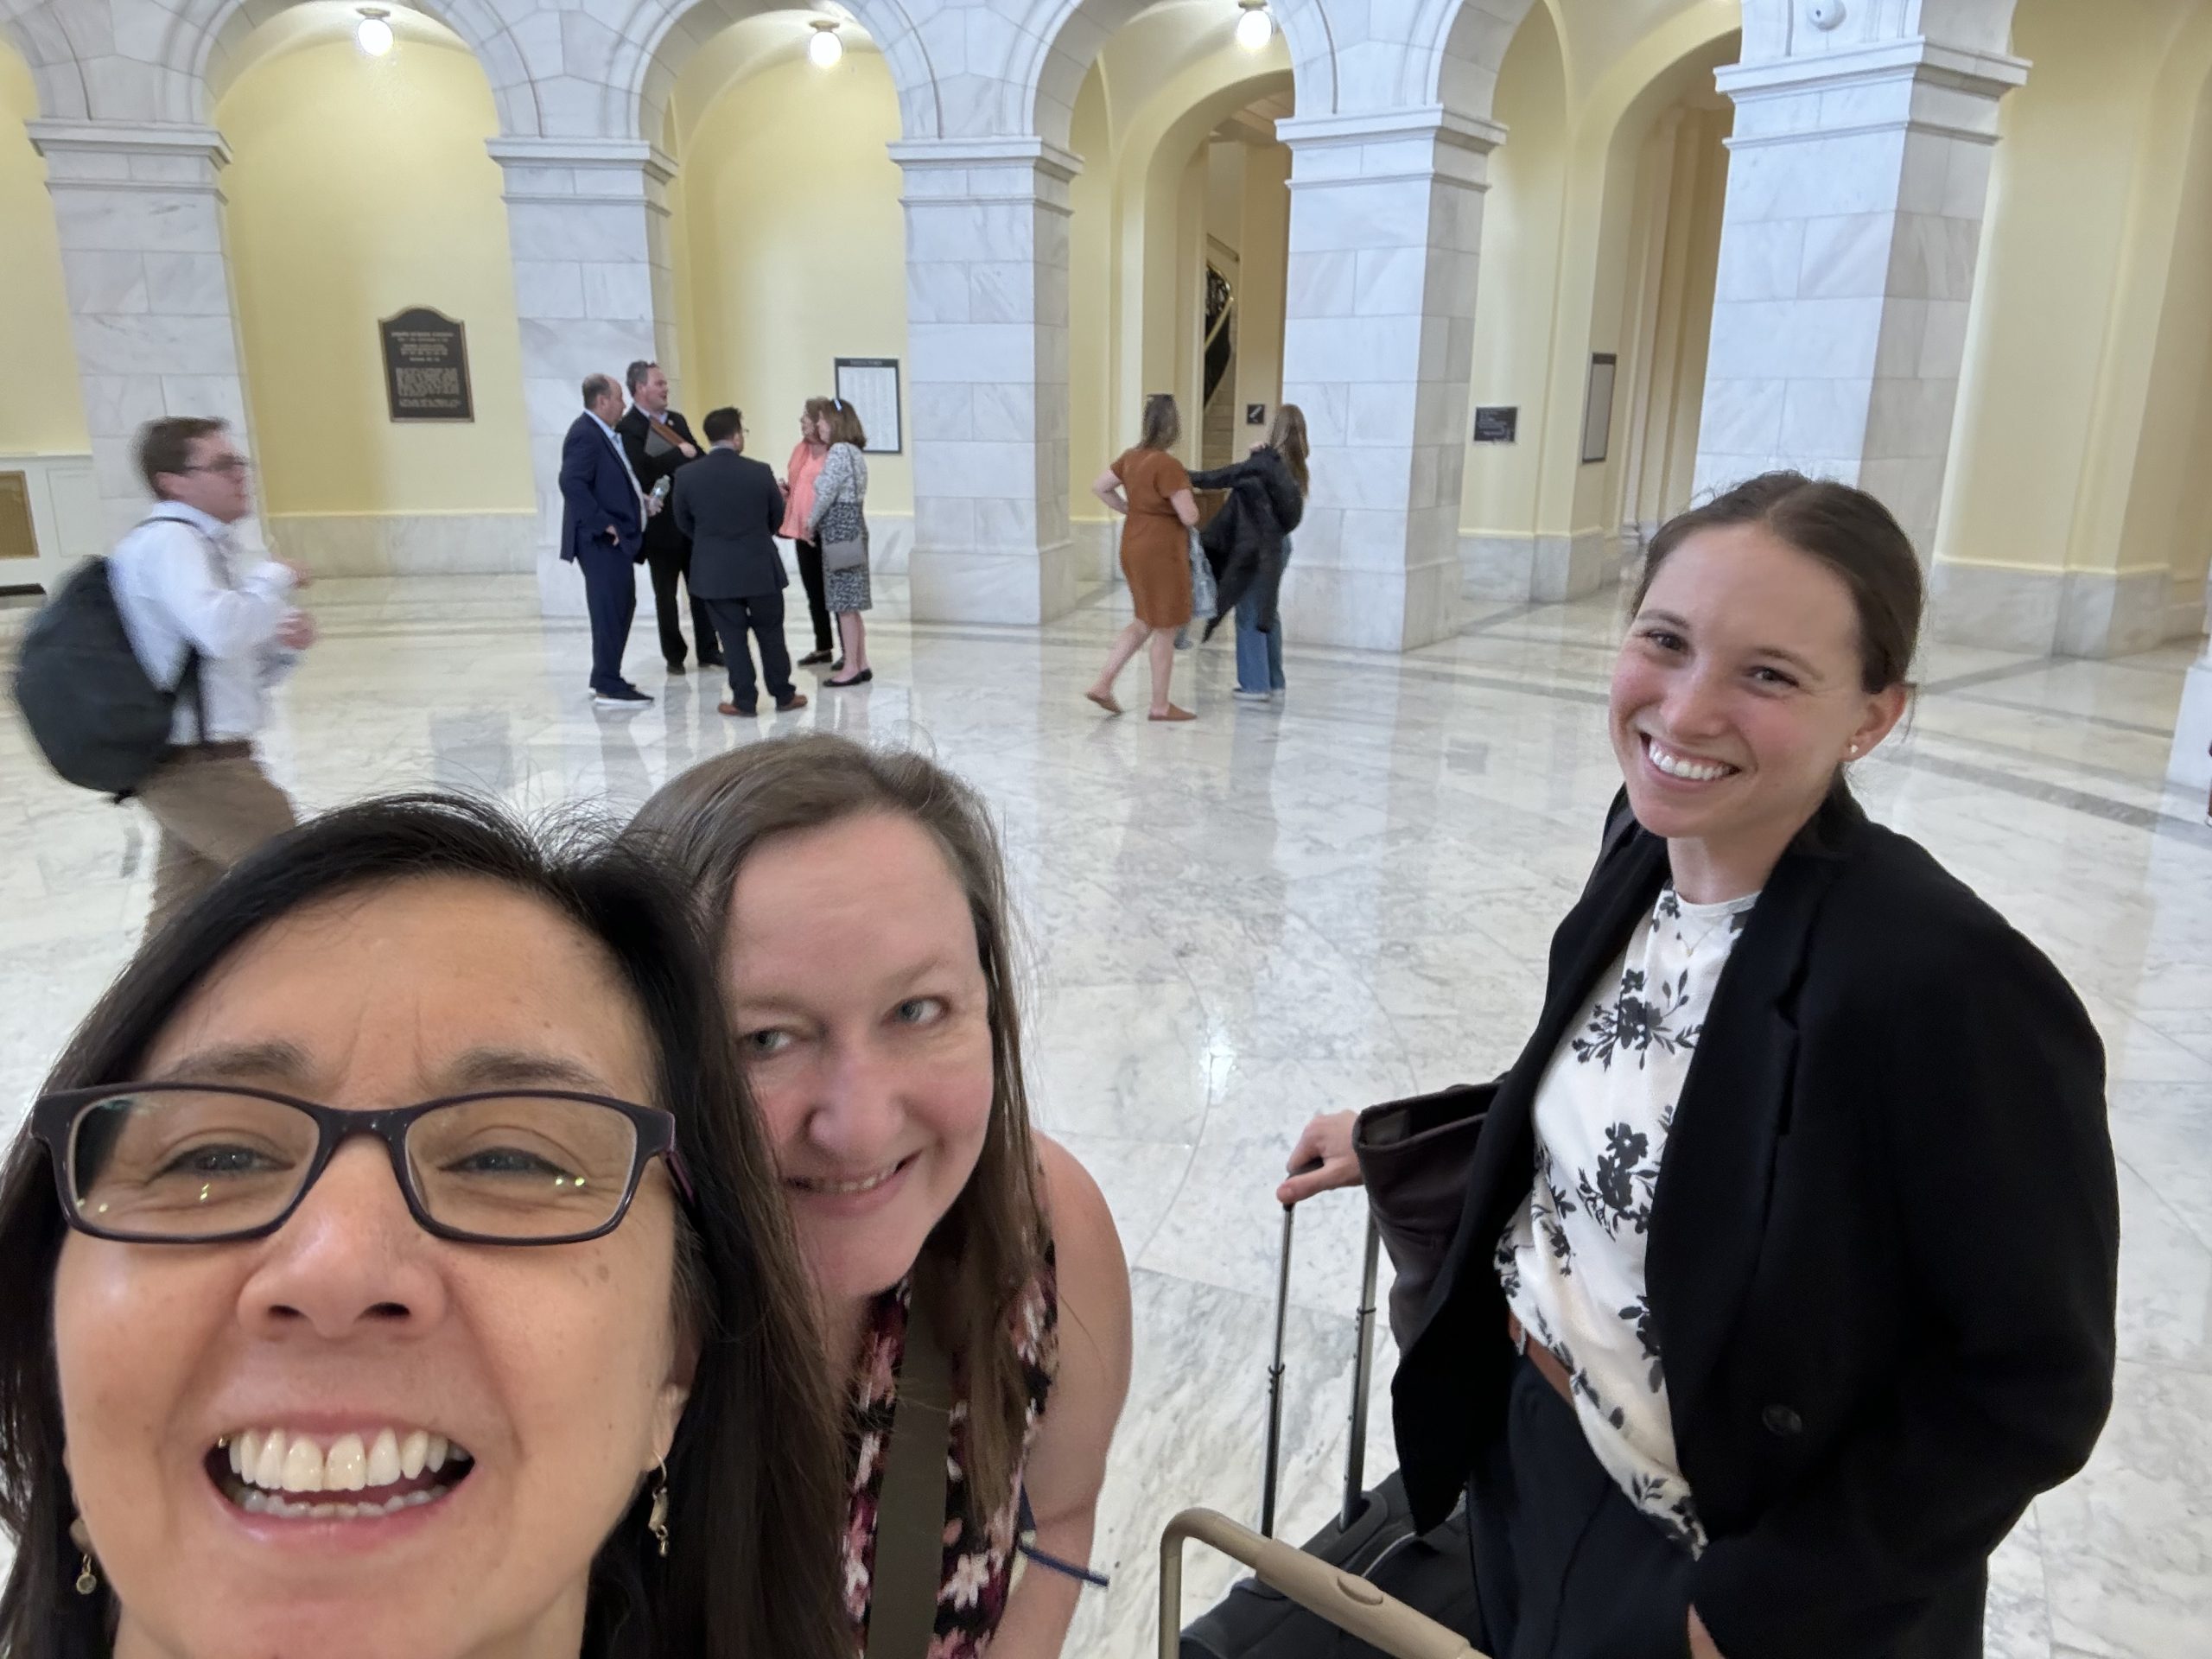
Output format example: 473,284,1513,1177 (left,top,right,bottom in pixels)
559,412,645,696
